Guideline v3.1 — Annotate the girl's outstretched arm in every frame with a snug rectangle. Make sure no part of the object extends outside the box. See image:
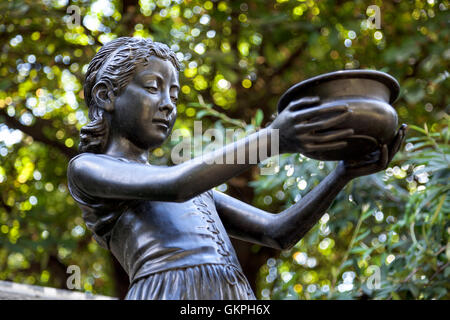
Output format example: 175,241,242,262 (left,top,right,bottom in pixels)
214,126,406,250
69,98,352,202
68,127,274,202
